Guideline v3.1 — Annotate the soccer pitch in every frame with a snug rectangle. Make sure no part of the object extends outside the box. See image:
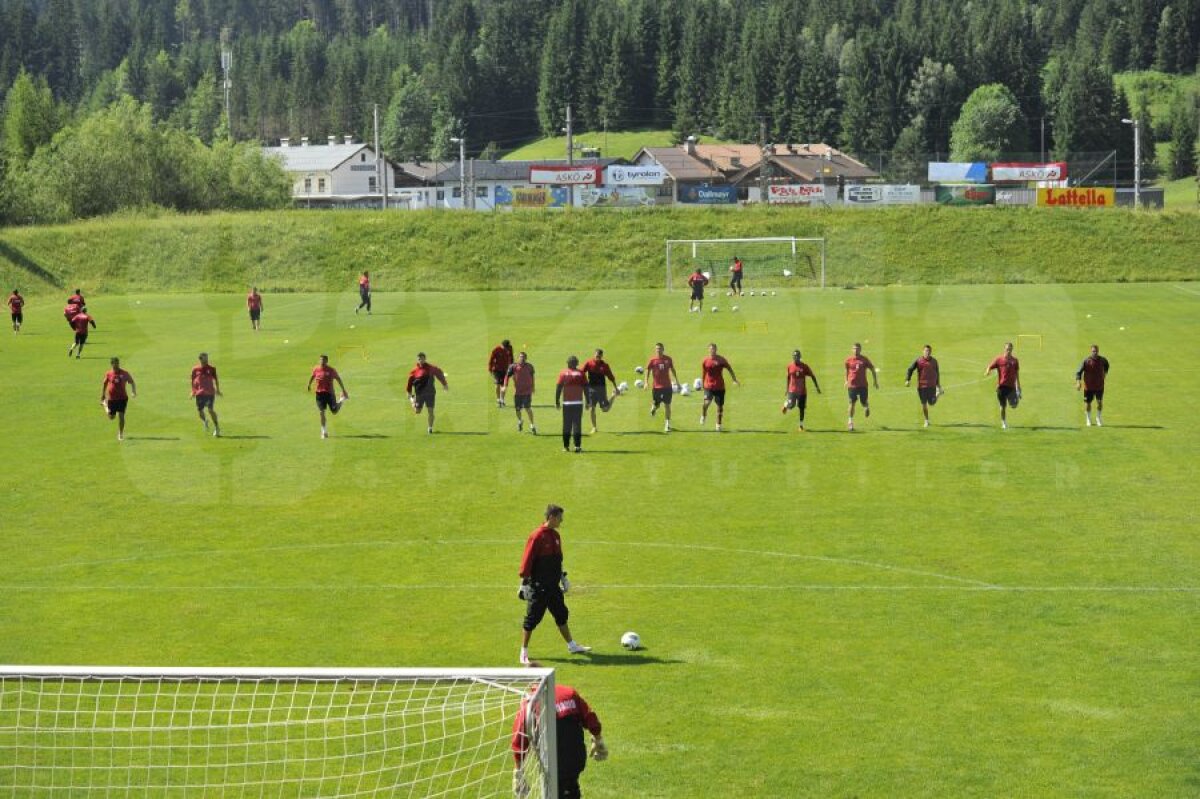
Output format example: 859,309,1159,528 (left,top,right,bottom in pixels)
1,282,1197,796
